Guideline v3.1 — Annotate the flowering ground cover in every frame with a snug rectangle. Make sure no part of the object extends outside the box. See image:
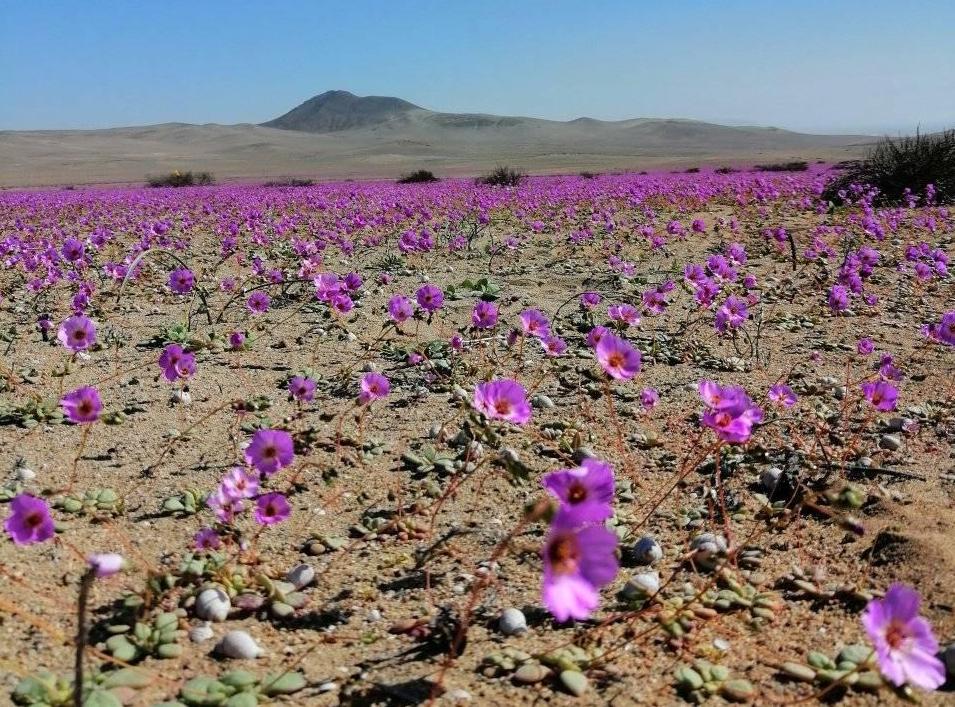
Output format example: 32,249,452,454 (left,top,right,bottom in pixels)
0,166,953,704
